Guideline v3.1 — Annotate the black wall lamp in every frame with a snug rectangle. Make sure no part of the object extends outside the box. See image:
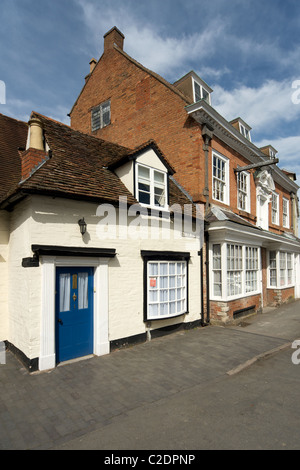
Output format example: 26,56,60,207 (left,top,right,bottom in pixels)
78,218,87,236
